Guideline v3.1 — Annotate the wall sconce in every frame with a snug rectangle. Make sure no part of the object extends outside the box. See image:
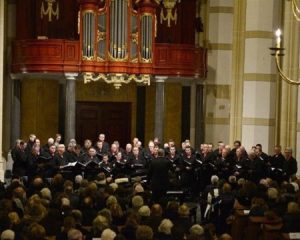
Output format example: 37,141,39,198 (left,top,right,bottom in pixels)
160,0,181,27
270,28,300,85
